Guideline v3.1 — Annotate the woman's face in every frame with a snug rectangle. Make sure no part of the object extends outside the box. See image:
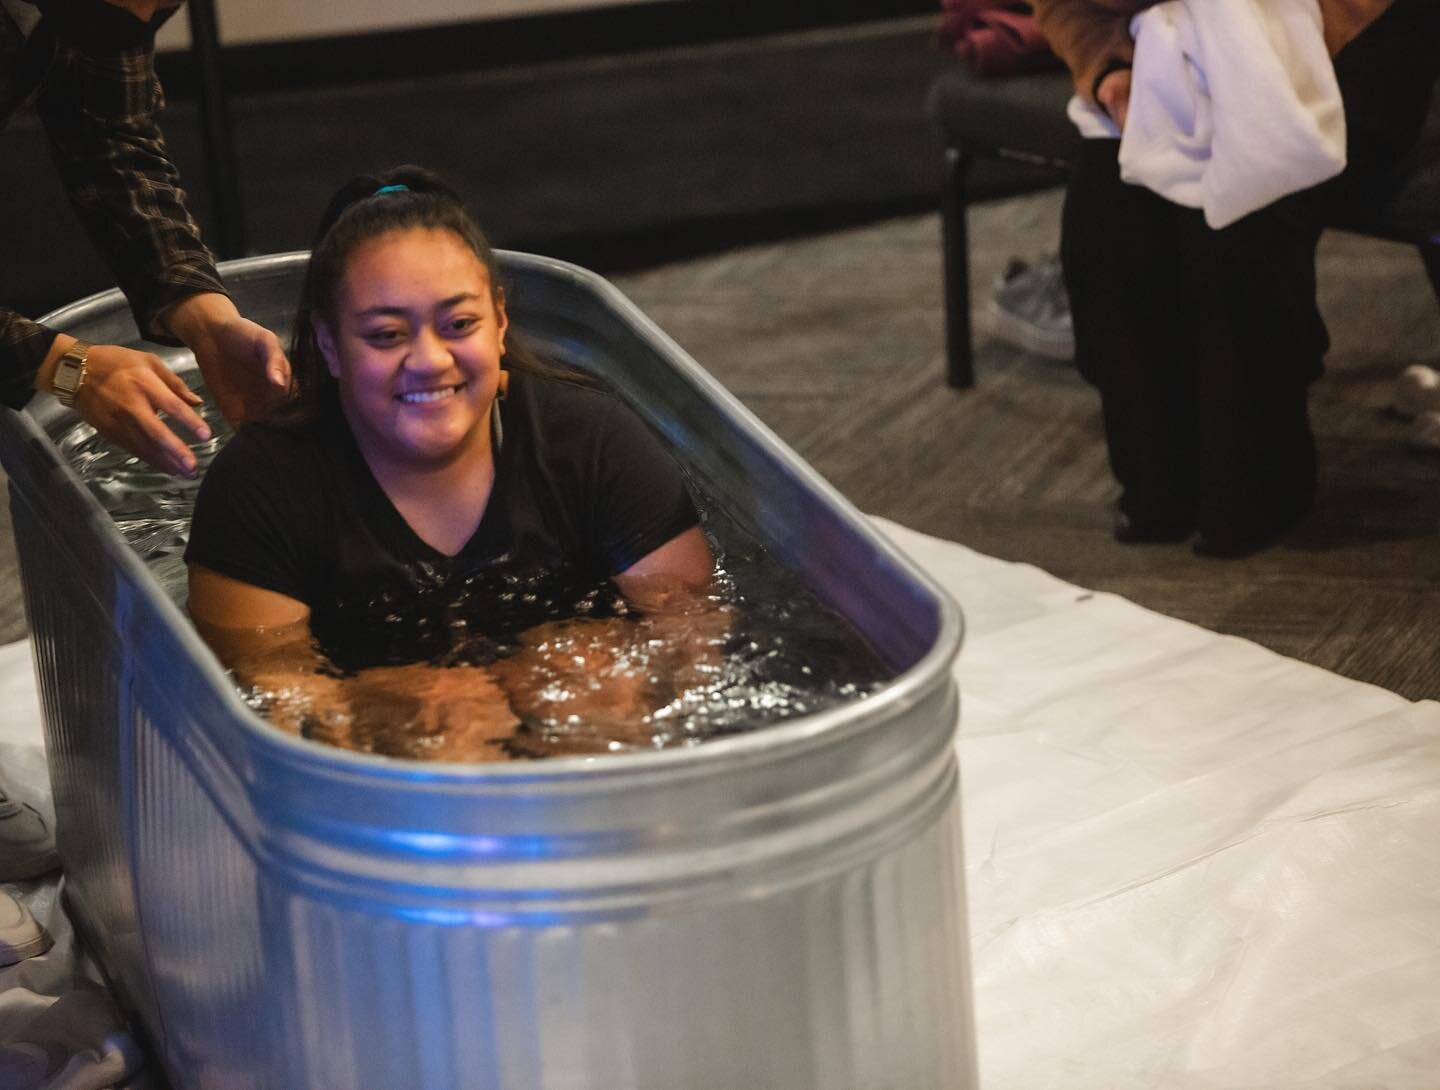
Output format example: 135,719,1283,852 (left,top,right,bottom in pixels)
317,226,508,476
